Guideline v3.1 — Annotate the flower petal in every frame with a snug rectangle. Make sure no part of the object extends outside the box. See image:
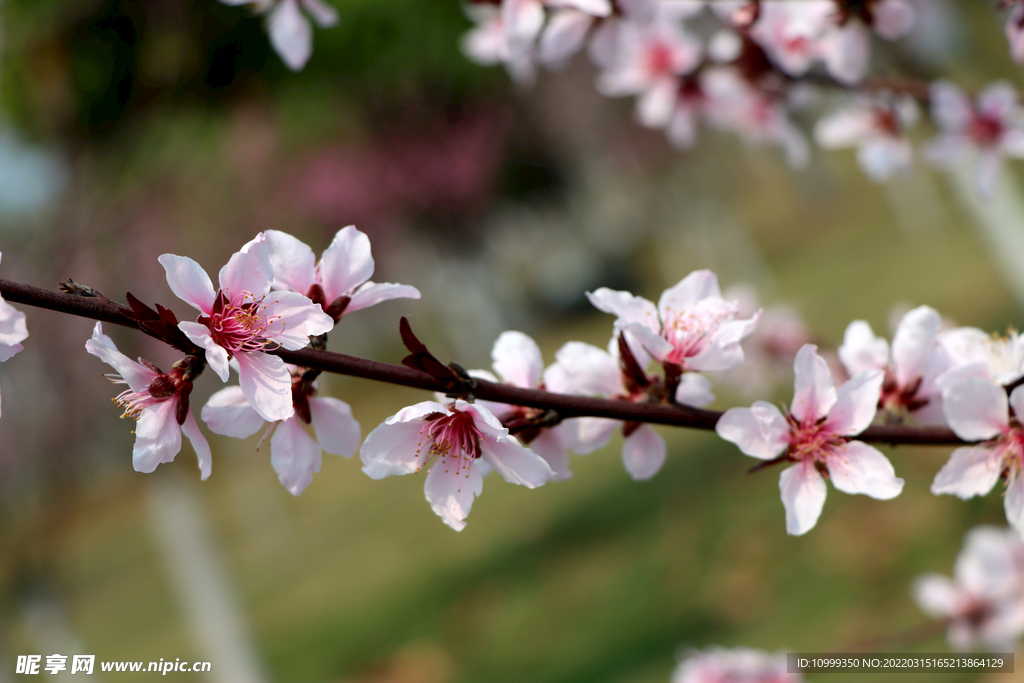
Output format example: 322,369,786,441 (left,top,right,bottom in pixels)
779,462,827,535
219,233,274,300
481,435,553,487
716,402,789,460
528,428,573,480
790,344,837,423
912,574,959,618
319,225,374,303
85,322,158,391
544,341,623,396
872,0,914,39
826,440,904,499
271,416,322,495
0,298,28,348
201,386,265,438
158,254,216,314
268,0,313,71
892,306,942,387
586,287,659,332
1005,473,1024,537
133,400,181,474
309,396,361,457
235,351,294,422
942,377,1008,442
537,9,593,65
264,230,318,295
261,290,334,349
492,330,543,388
931,445,1003,499
302,0,339,27
345,282,421,314
826,370,884,436
838,320,889,376
360,418,431,478
657,270,721,322
424,458,484,531
930,81,972,133
179,322,231,381
560,416,619,454
621,424,666,481
180,409,213,480
674,372,715,407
